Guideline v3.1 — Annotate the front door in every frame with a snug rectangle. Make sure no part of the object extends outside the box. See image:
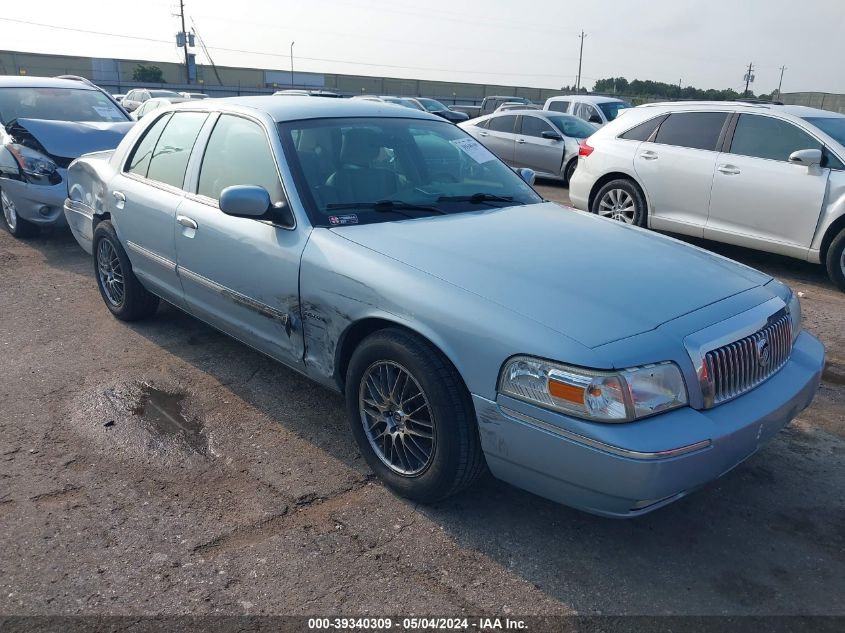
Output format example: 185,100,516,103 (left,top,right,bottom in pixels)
175,113,306,366
513,114,564,176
